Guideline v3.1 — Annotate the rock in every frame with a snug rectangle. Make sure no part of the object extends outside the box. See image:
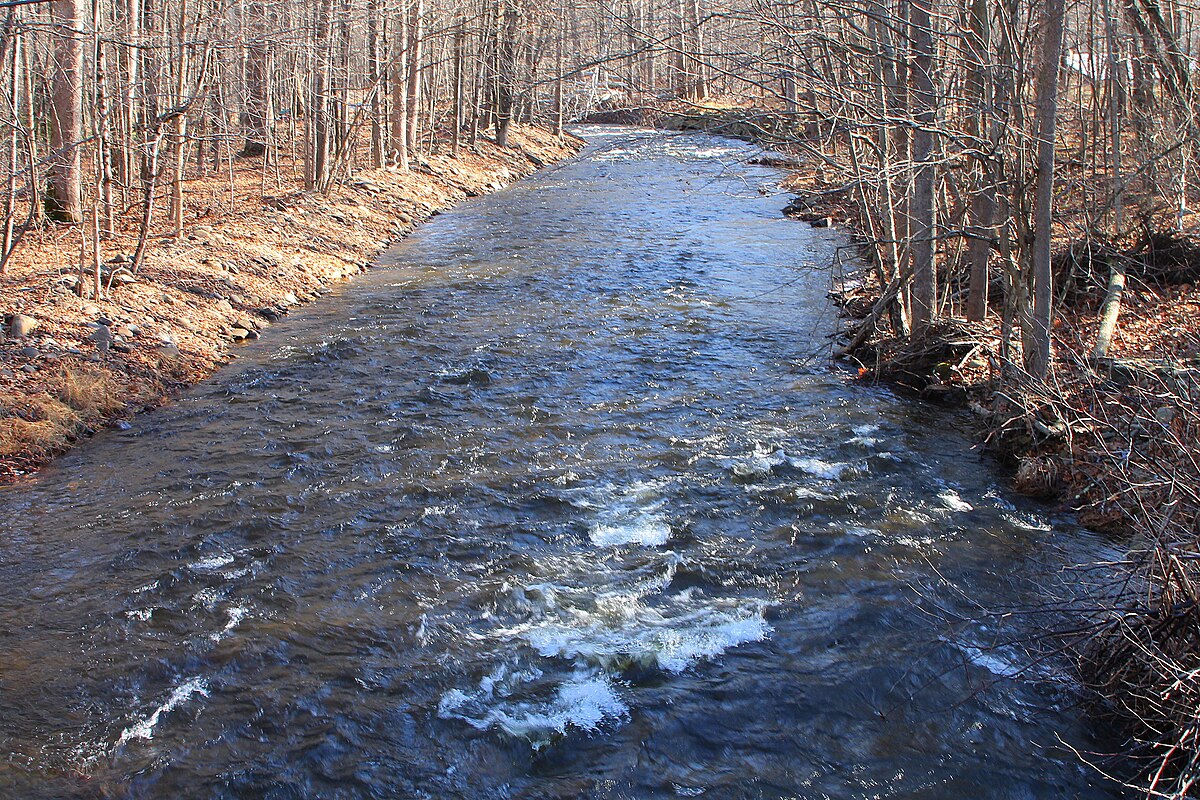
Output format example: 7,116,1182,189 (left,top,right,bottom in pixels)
112,341,133,354
260,307,282,322
282,293,299,306
116,325,137,339
19,345,38,358
108,253,132,264
82,304,100,316
21,364,36,373
1154,406,1178,426
783,197,814,216
8,314,38,338
216,299,234,314
235,317,259,331
57,274,81,290
154,331,180,357
92,323,112,355
229,327,251,340
110,271,137,286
